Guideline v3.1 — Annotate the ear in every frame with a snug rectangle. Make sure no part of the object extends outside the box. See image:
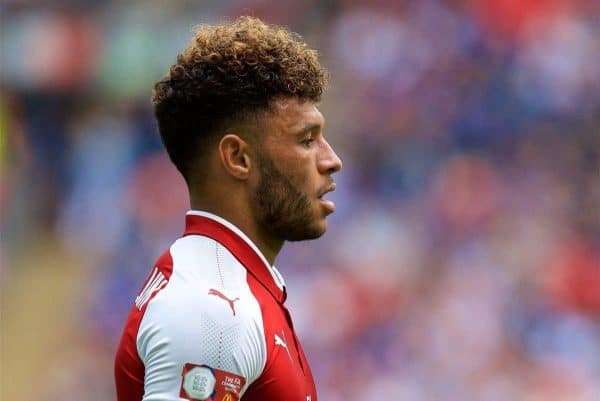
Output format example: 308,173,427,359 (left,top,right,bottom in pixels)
218,134,253,180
